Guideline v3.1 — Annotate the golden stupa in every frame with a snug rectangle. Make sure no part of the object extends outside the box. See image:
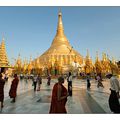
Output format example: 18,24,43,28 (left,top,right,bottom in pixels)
0,37,10,68
84,49,94,74
33,11,83,73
